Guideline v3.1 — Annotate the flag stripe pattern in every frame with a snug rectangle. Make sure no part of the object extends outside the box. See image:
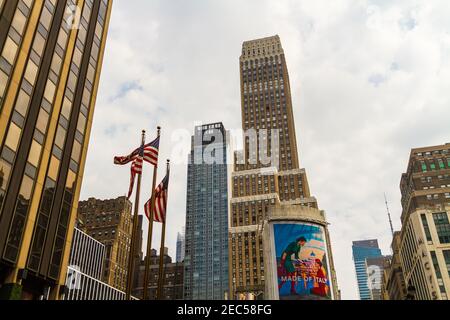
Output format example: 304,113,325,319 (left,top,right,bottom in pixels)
144,170,169,223
114,136,160,167
114,135,160,199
